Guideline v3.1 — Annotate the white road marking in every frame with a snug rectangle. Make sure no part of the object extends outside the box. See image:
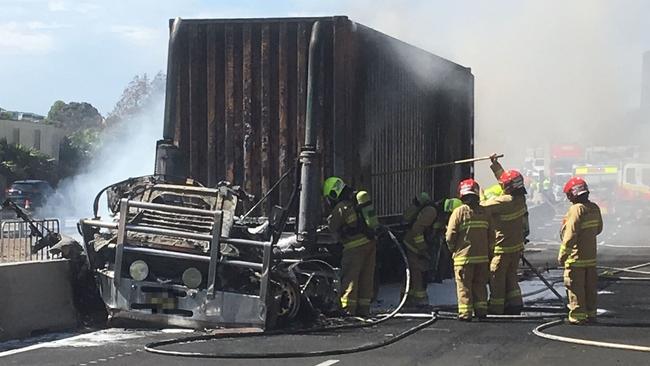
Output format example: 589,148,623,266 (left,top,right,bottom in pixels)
599,243,650,248
315,360,340,366
0,332,94,358
0,329,155,358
